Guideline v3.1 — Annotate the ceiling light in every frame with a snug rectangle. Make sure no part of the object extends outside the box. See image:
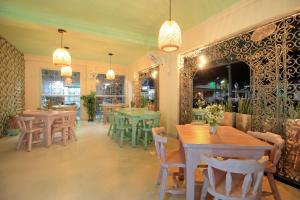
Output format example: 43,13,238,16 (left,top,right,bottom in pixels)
60,65,72,77
106,53,115,80
151,70,158,79
158,0,182,52
65,77,72,86
53,29,71,67
198,55,207,68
